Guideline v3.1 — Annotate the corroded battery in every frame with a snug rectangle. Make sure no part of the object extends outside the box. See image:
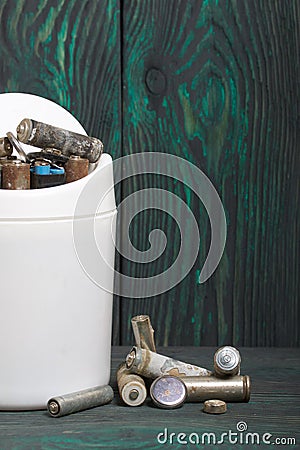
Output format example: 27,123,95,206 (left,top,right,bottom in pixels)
180,375,251,402
6,132,29,163
0,158,7,186
30,171,65,189
47,385,114,417
17,118,103,163
2,160,30,190
65,155,89,183
126,346,211,378
131,315,156,352
117,363,147,407
0,137,13,158
214,346,241,377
